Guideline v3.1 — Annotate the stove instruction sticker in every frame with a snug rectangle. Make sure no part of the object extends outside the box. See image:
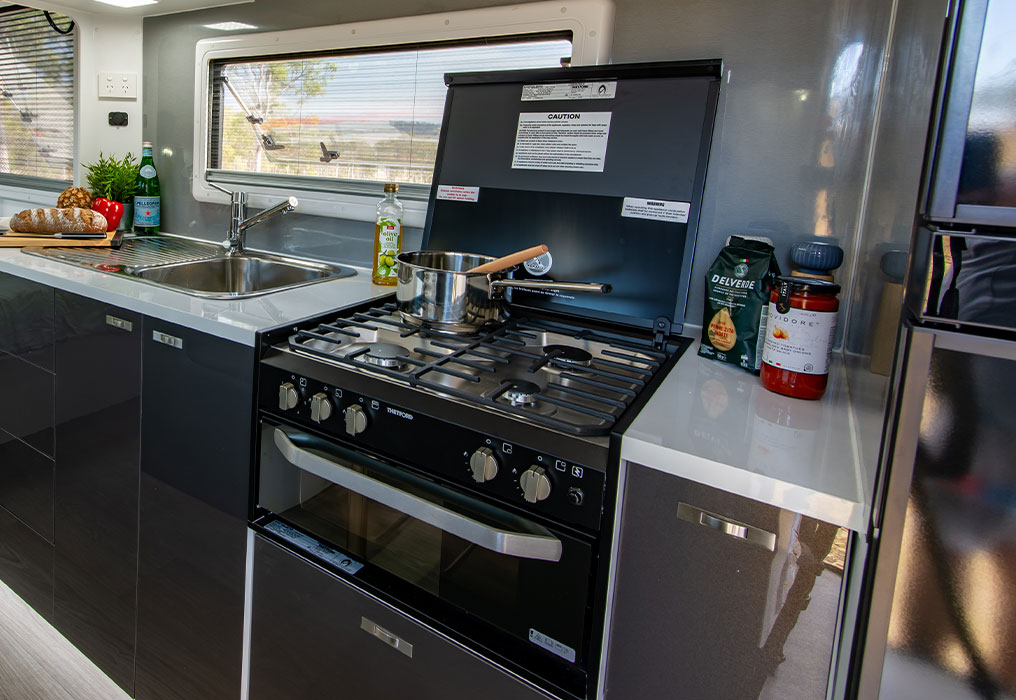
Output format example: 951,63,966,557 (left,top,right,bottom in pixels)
621,197,691,223
521,81,617,101
436,185,480,203
512,112,612,172
529,628,576,663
